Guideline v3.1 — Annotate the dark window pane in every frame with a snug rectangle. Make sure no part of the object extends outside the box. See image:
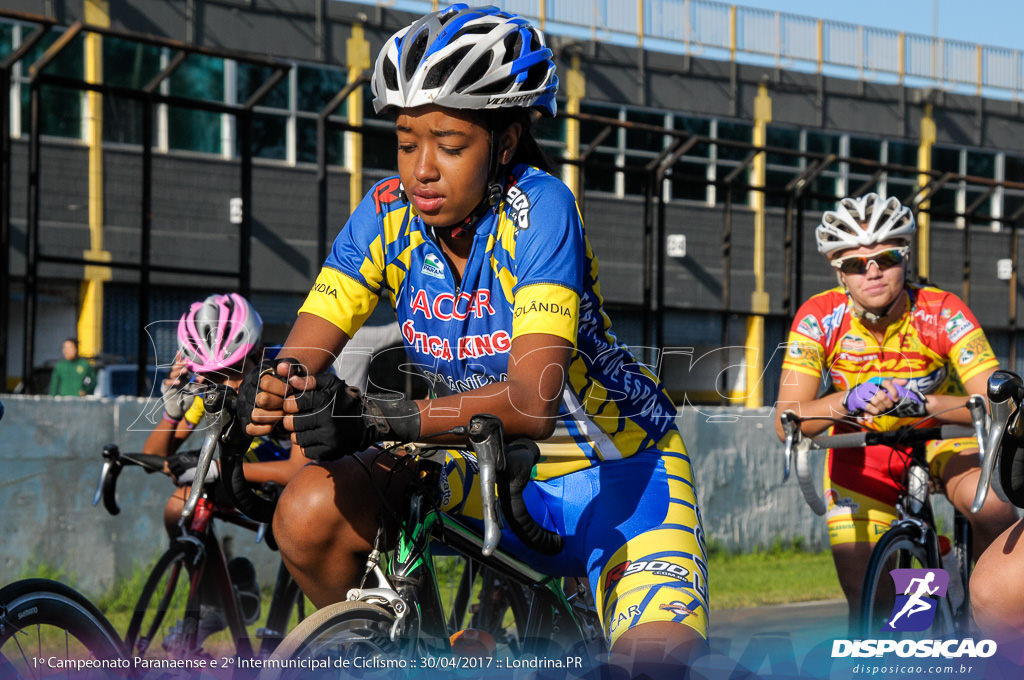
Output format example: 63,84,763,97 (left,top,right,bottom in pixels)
237,63,288,109
716,121,752,162
245,112,287,160
169,54,224,102
297,64,347,112
20,31,84,138
888,141,918,181
103,93,146,144
580,102,619,147
297,117,344,165
766,127,800,167
966,151,995,178
22,86,81,137
931,187,957,218
671,161,707,201
1005,193,1024,221
808,175,840,212
362,127,397,172
932,146,960,173
103,37,161,89
674,115,711,158
806,131,839,155
1006,155,1024,183
168,107,221,153
583,151,618,193
625,110,666,152
849,136,881,176
765,169,796,207
0,23,15,60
